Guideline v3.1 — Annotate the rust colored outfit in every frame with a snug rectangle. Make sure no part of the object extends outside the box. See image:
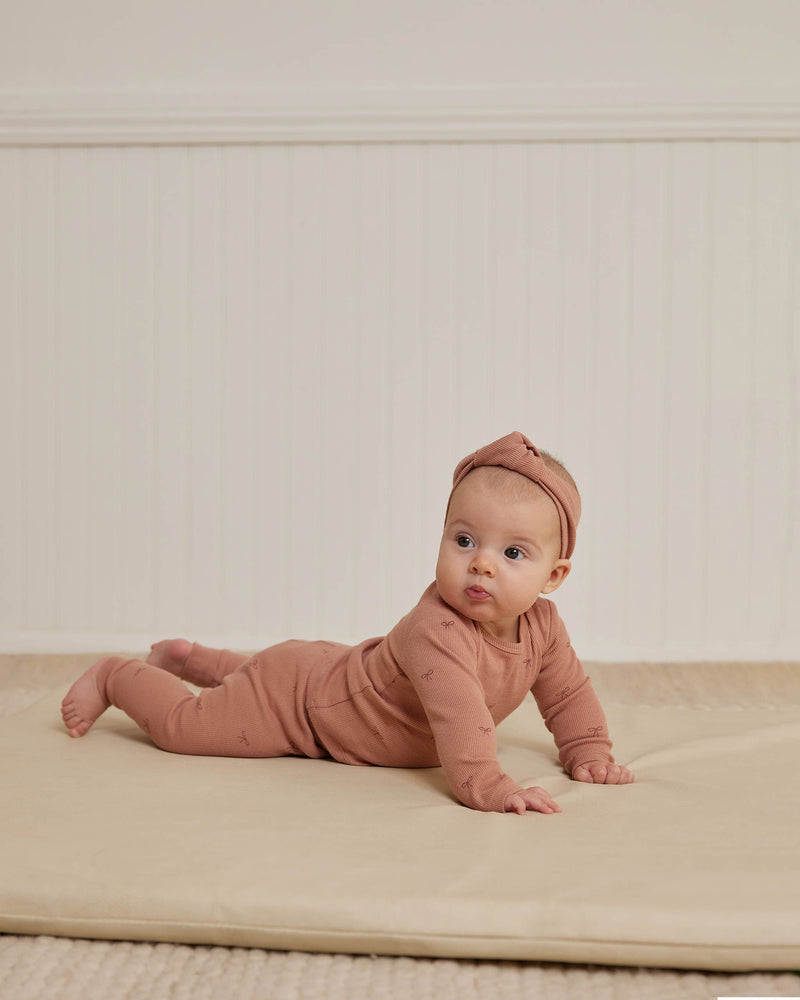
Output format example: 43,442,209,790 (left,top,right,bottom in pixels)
95,583,613,813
